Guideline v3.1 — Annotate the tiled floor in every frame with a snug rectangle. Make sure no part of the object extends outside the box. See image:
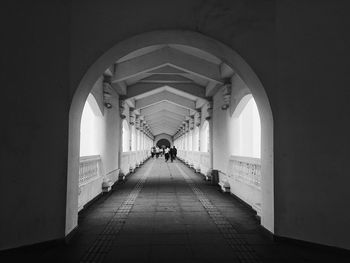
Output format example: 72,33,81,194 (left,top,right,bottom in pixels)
1,158,350,262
